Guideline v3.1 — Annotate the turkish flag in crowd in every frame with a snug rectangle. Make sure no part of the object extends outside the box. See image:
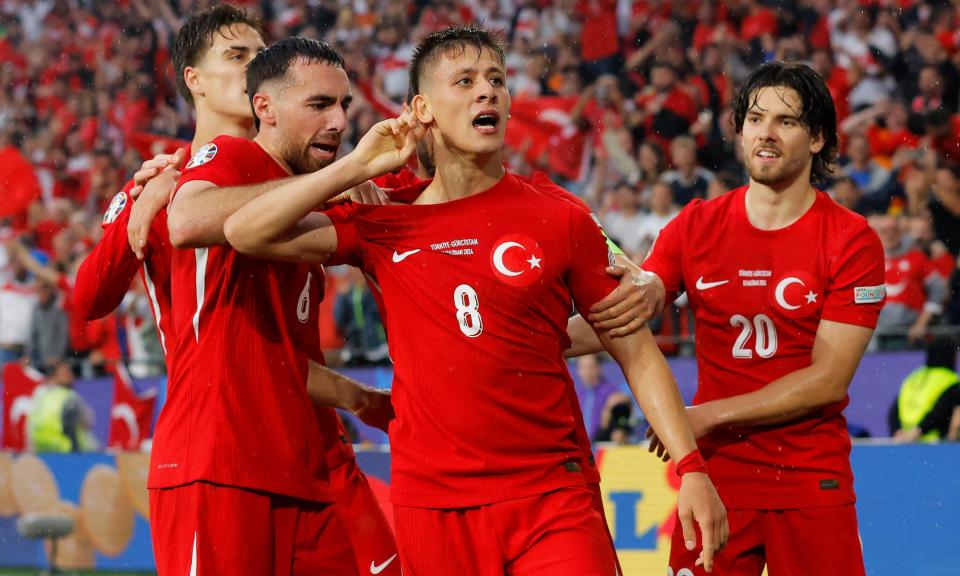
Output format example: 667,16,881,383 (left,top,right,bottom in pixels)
0,145,42,227
127,132,189,161
107,366,157,451
505,96,590,181
1,363,44,450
